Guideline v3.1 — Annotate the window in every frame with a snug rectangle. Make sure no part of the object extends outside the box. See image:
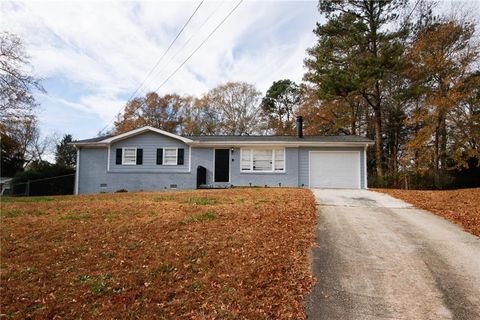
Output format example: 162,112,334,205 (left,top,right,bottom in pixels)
122,148,137,165
253,149,272,171
163,148,177,165
274,149,285,171
240,149,251,171
240,148,285,172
